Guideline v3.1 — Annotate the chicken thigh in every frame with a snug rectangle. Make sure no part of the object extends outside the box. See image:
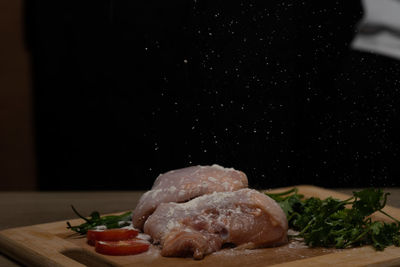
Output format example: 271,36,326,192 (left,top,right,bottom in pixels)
133,164,248,230
144,188,288,259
